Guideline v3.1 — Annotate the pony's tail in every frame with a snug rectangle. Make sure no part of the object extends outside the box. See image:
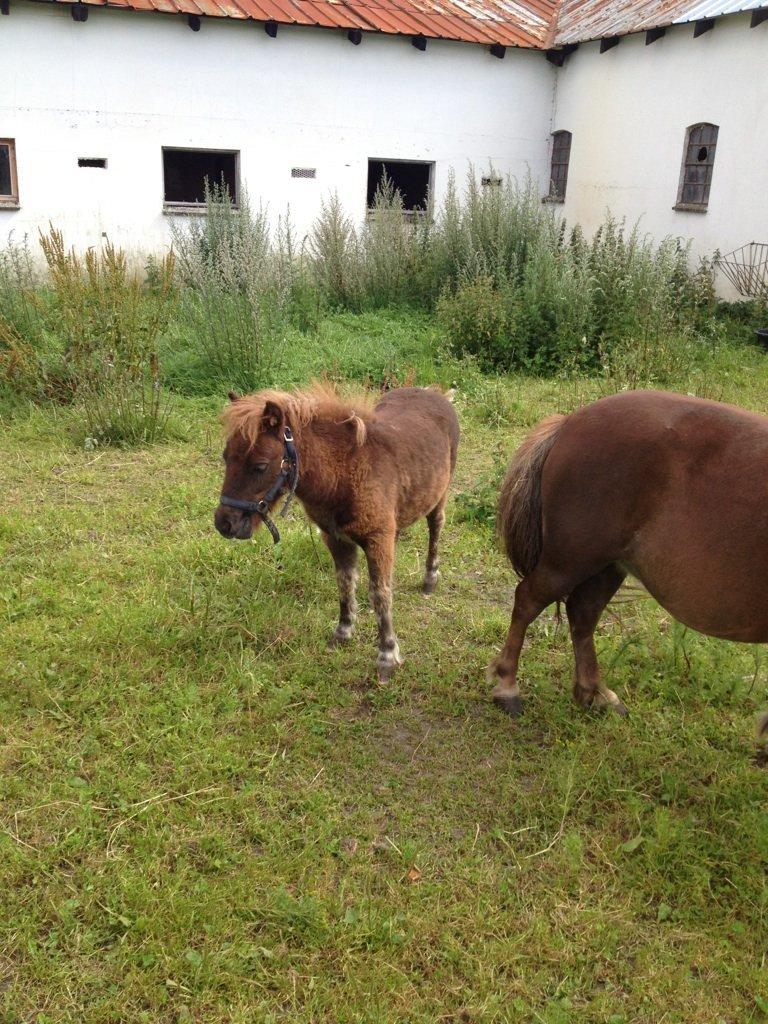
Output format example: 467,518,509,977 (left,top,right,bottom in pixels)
498,414,567,578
